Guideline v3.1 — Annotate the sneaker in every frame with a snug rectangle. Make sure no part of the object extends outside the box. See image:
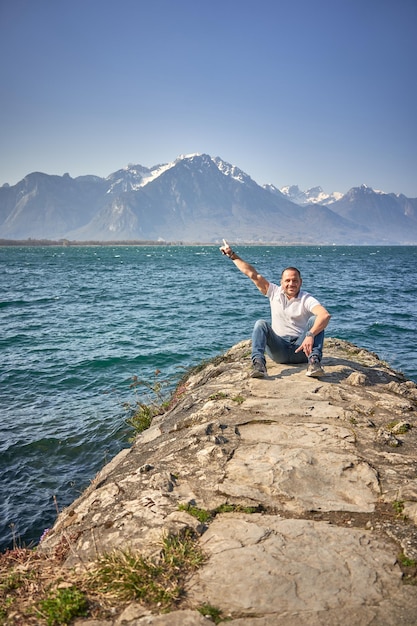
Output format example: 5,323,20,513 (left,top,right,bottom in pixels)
306,357,324,378
251,358,267,378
